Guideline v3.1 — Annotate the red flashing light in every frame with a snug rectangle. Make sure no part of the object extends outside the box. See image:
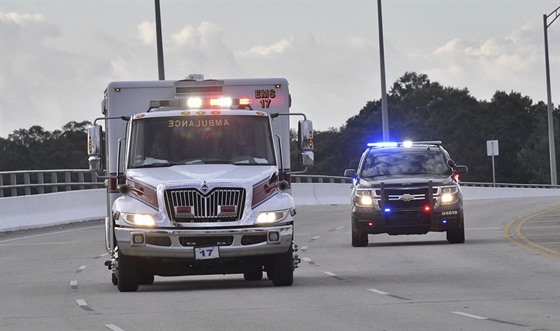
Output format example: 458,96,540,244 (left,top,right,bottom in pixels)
368,221,375,227
424,205,431,212
453,174,460,182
